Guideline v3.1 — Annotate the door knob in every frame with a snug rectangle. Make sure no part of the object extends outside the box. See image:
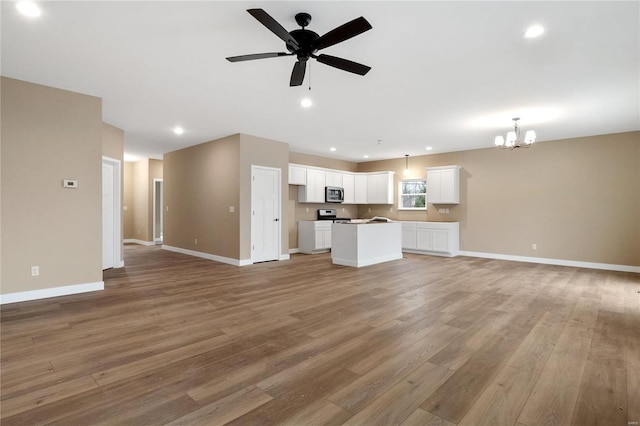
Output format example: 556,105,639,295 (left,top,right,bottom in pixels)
274,218,279,222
